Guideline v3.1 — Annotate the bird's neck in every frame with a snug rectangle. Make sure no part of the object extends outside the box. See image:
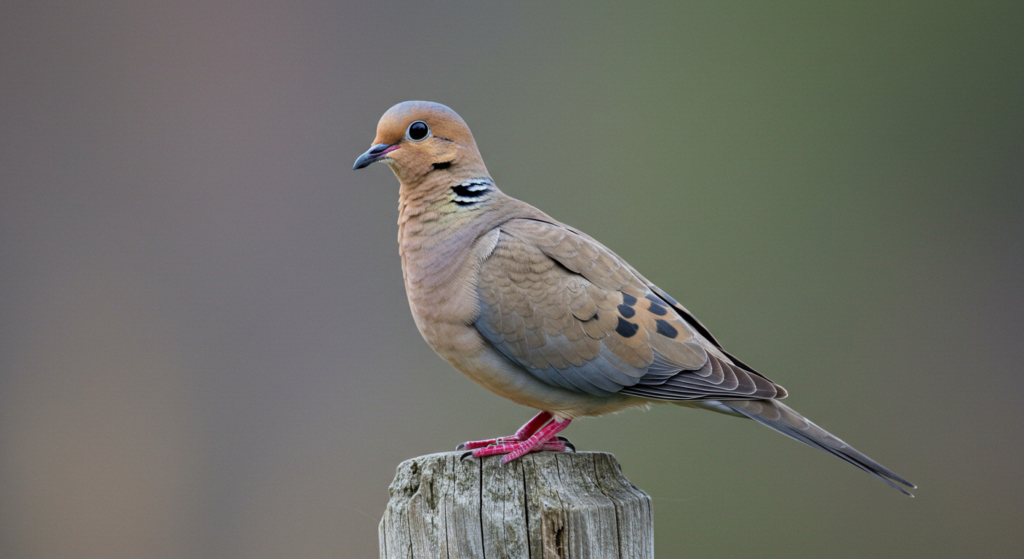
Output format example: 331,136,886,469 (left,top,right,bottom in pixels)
397,174,497,248
396,174,518,292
